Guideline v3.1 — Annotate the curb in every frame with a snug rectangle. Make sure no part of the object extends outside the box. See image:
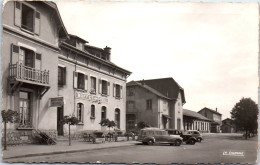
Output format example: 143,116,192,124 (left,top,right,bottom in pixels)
3,143,136,160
